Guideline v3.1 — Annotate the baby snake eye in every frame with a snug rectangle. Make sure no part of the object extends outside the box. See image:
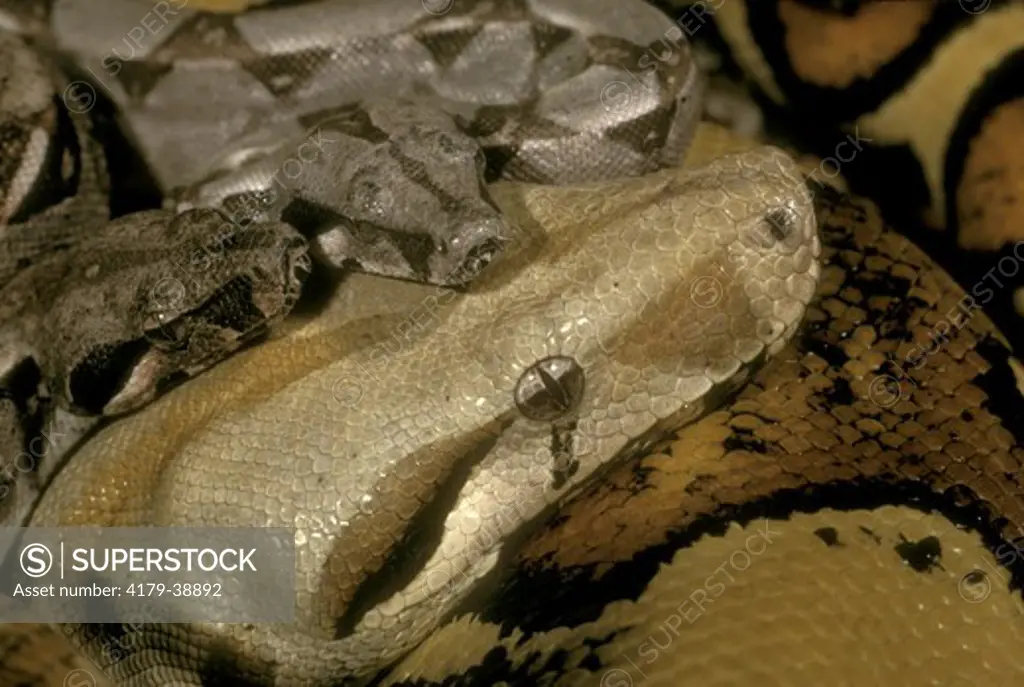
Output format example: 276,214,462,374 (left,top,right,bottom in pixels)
514,356,586,422
141,311,193,351
452,238,503,283
140,278,193,351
